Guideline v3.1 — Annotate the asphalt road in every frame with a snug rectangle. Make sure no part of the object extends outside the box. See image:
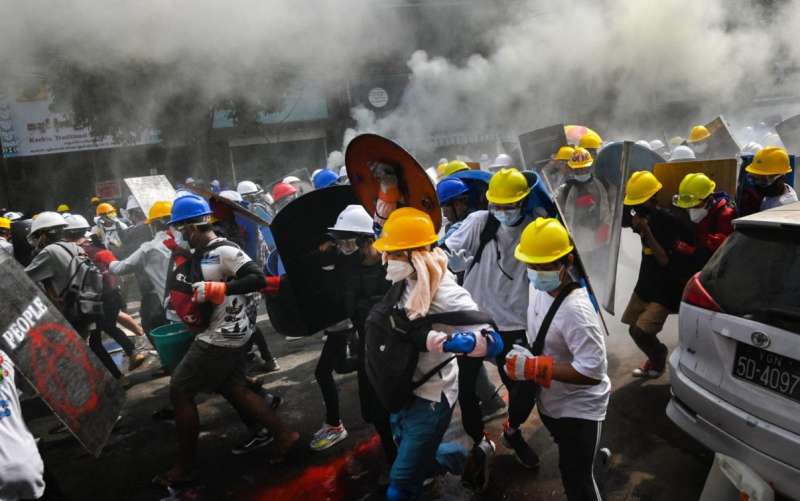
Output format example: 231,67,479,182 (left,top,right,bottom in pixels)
26,231,717,500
